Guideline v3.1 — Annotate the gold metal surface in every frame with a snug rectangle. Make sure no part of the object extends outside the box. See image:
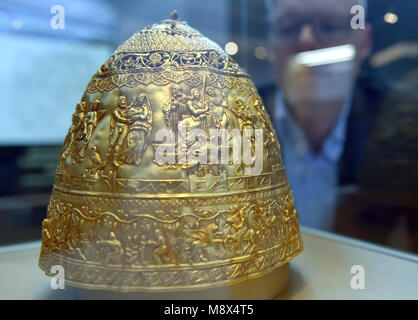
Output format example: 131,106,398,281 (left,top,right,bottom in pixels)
73,264,289,300
38,13,302,298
